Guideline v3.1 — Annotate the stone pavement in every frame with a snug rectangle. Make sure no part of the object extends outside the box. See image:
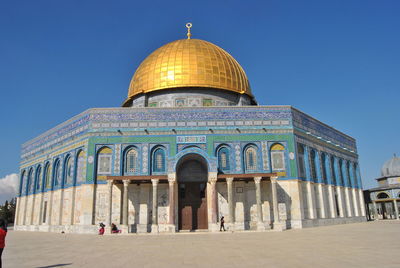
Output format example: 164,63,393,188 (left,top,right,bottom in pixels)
3,221,400,268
